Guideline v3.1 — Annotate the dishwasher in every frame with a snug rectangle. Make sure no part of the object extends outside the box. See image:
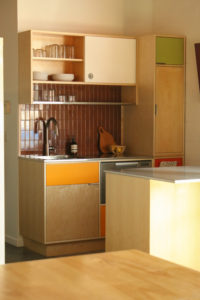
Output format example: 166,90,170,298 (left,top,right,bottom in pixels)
100,160,152,204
